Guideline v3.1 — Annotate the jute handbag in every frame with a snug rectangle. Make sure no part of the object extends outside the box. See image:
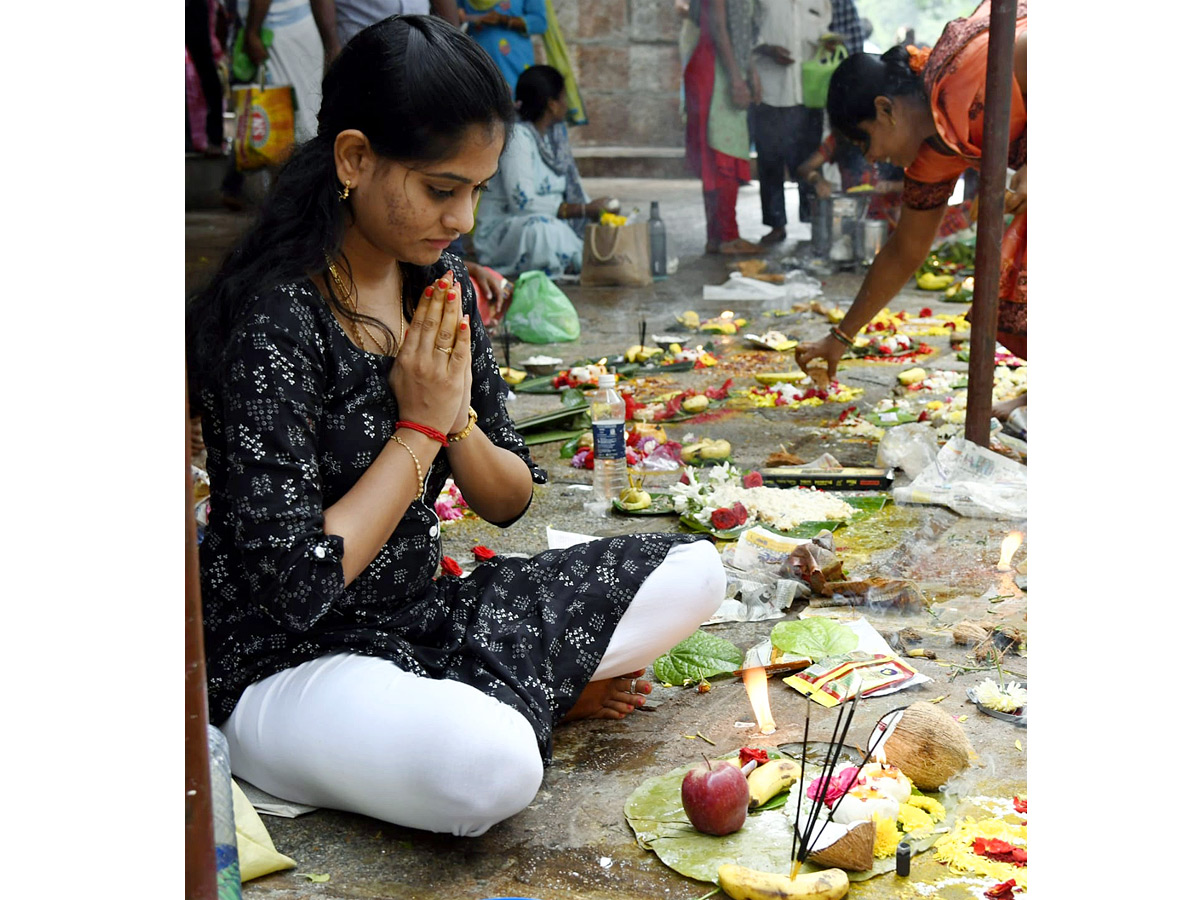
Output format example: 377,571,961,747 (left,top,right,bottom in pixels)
581,221,653,287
